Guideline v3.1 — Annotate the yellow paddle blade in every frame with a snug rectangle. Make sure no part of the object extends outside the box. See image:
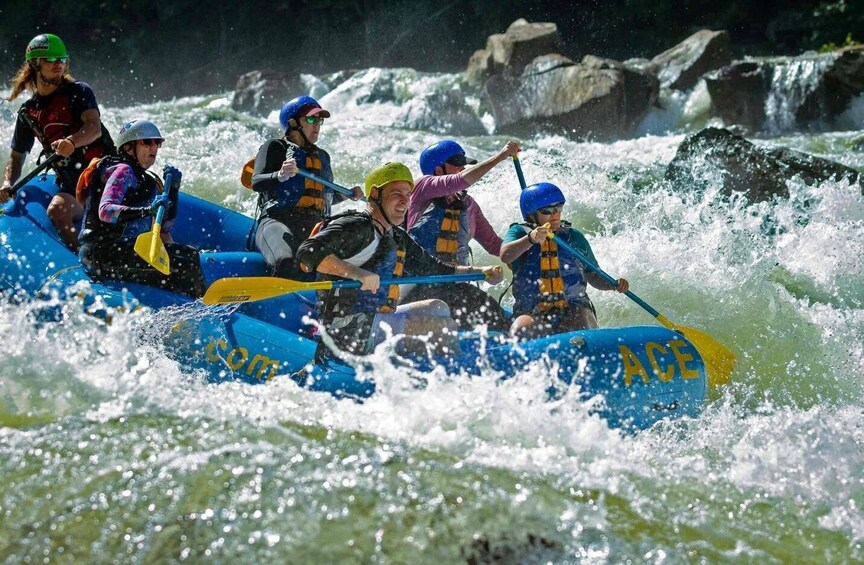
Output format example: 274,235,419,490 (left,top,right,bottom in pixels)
202,276,335,305
656,314,736,387
134,224,170,275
